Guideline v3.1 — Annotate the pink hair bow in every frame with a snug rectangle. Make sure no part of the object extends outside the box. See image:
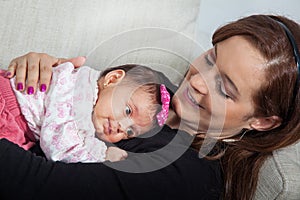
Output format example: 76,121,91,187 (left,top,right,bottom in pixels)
156,84,170,127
